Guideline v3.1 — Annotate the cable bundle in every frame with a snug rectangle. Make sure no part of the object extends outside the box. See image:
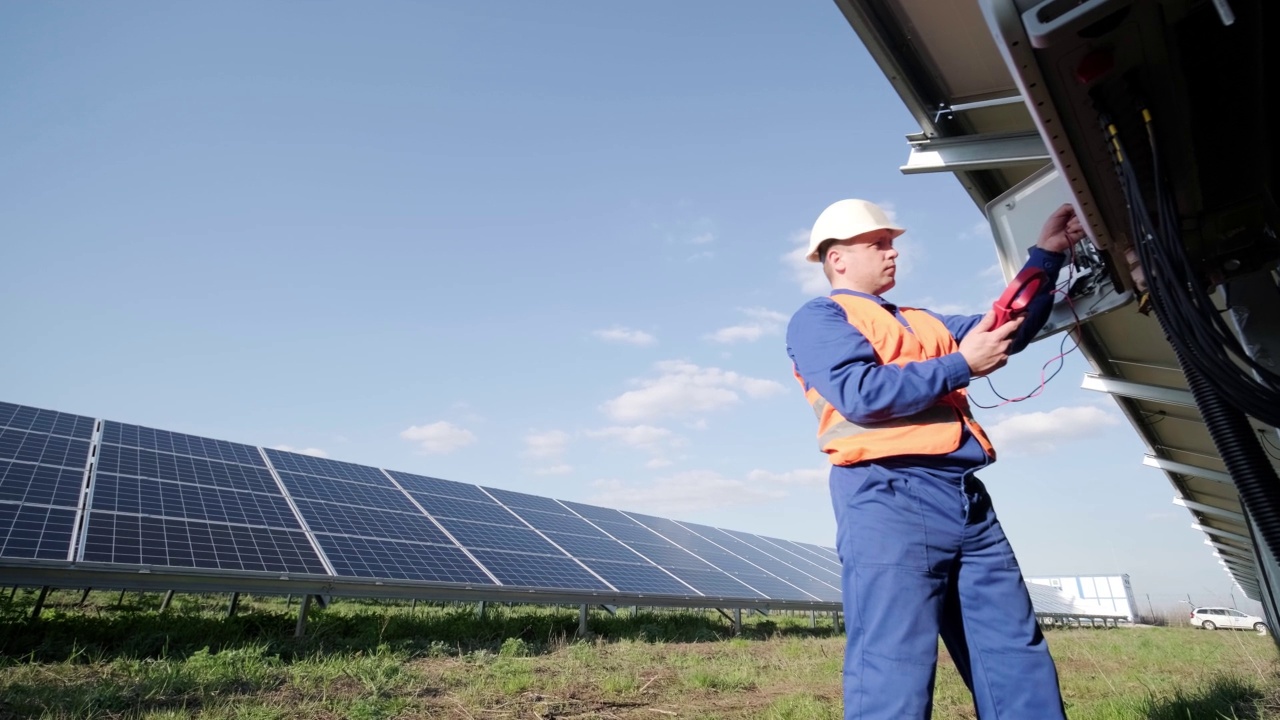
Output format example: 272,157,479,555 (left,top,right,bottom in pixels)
1104,110,1280,427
